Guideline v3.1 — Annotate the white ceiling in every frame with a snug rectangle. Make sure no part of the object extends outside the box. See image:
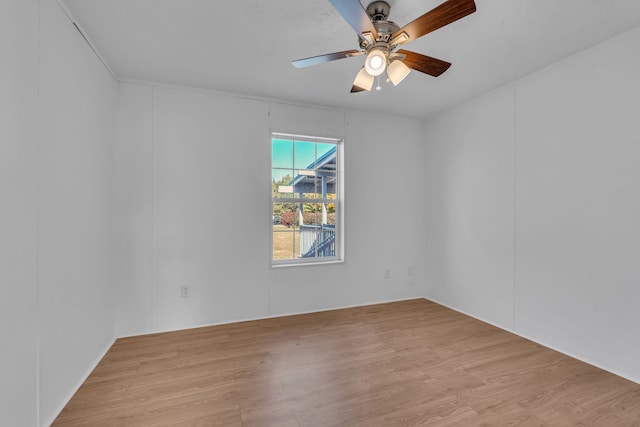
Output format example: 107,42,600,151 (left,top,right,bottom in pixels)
61,0,640,119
